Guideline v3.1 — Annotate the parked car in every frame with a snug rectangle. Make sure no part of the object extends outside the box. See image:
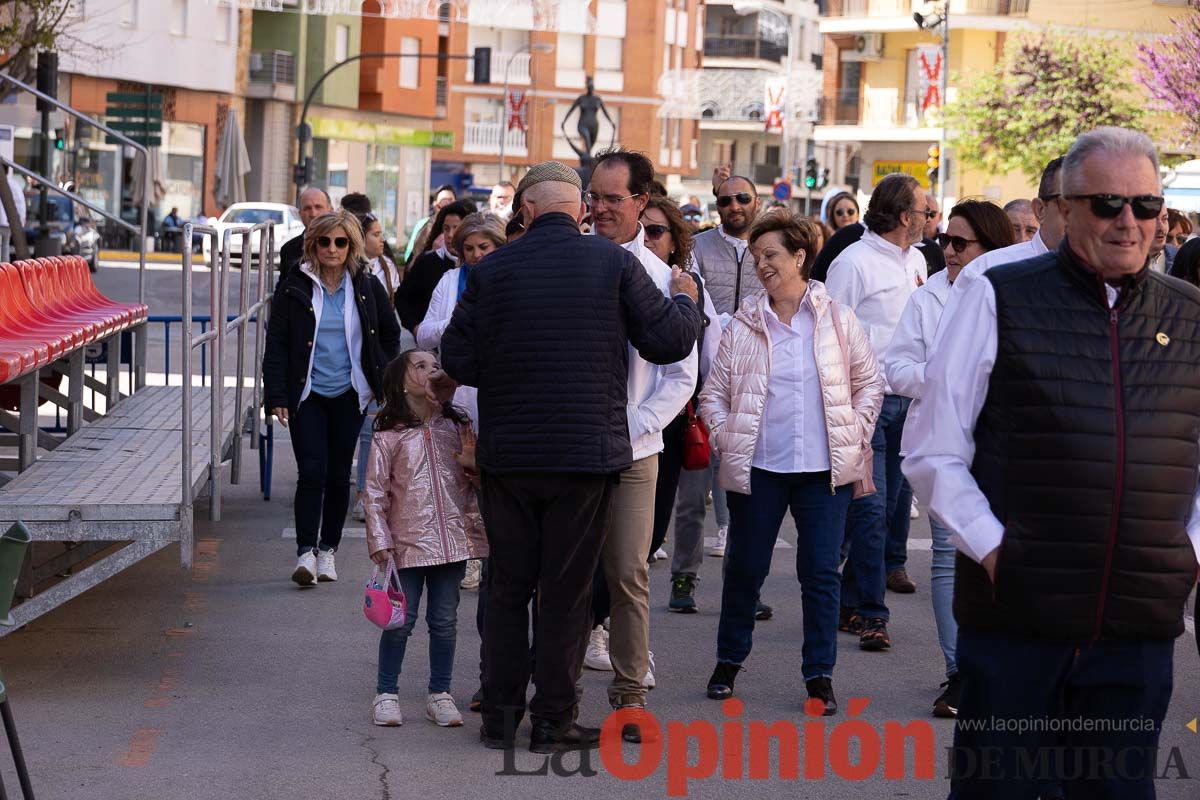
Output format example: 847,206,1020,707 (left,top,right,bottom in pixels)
203,202,303,268
23,194,100,272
